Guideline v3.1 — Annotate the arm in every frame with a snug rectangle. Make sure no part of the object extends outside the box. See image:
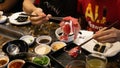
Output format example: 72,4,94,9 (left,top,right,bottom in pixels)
0,0,17,12
23,0,40,14
23,0,51,25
